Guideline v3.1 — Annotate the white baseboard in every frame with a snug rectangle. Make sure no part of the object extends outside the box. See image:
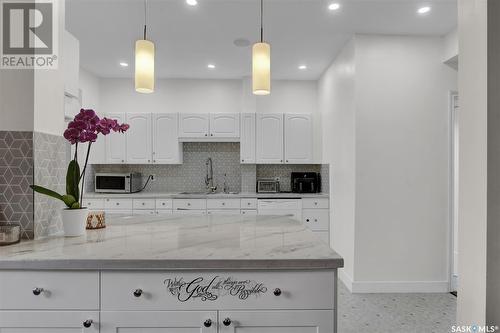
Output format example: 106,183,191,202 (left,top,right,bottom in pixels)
338,270,353,292
350,280,450,293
